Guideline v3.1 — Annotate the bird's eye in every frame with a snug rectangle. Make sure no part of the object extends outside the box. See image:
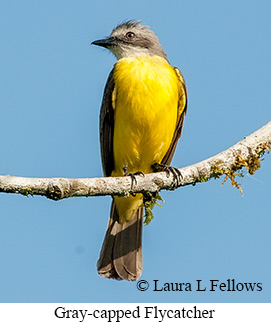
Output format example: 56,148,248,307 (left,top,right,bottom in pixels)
125,31,135,39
